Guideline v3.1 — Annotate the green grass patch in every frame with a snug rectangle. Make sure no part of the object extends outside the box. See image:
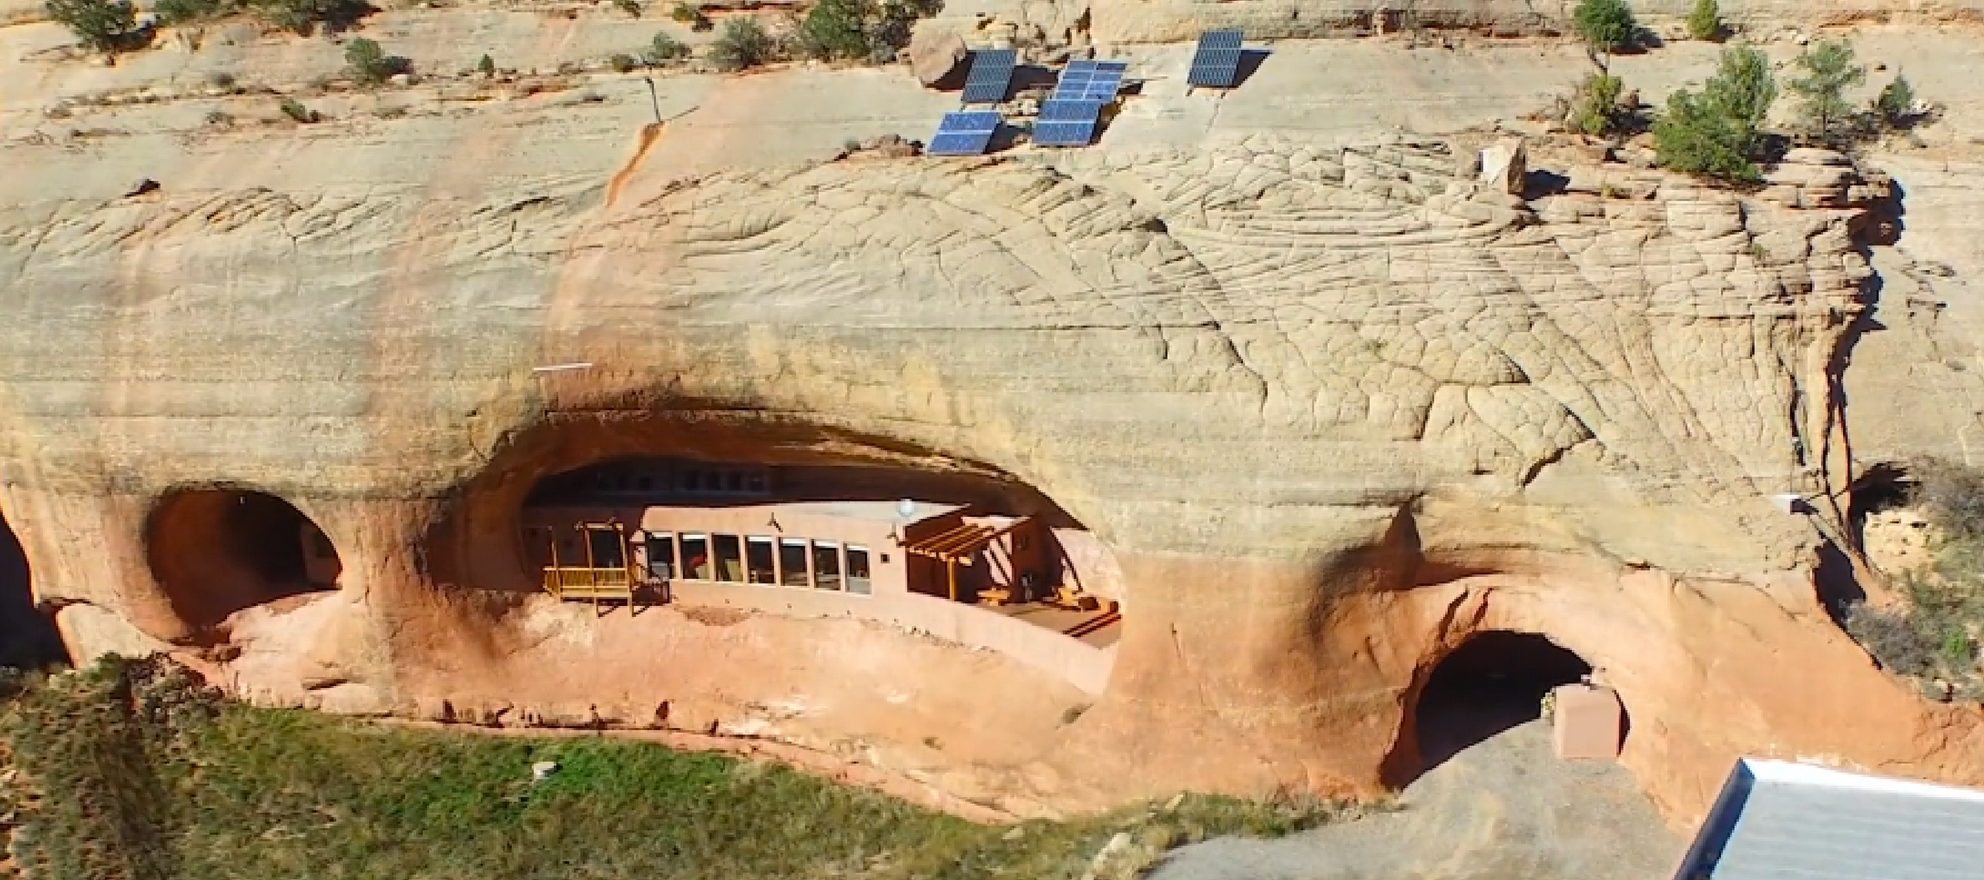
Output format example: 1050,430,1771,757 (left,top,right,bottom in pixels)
1,656,1365,880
